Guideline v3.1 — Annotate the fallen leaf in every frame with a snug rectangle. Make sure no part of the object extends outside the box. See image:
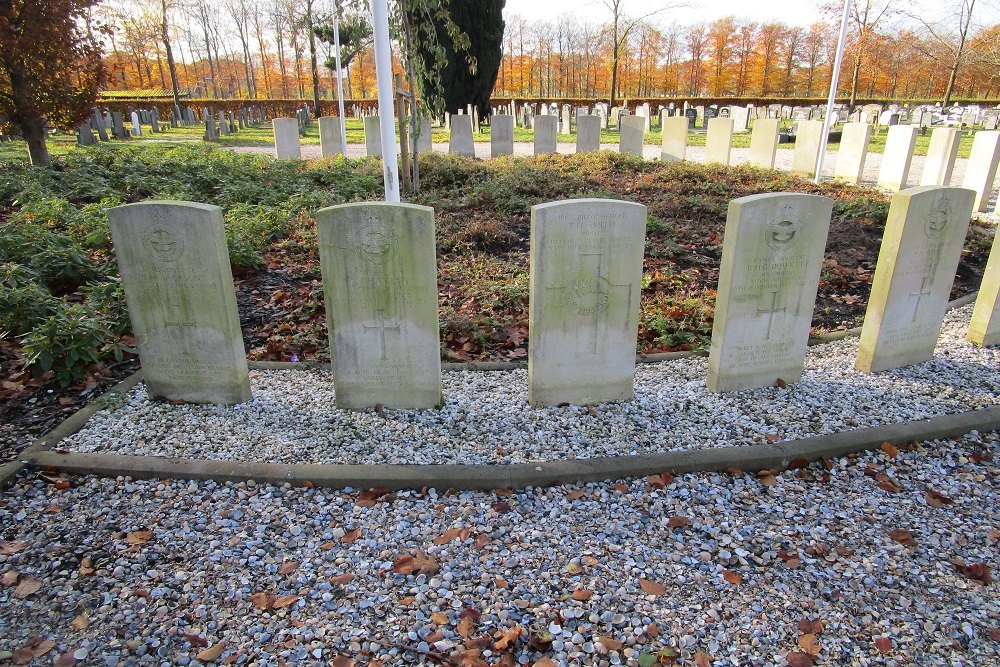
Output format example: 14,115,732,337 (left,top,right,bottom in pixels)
723,466,744,475
0,540,28,555
881,442,899,459
78,557,95,576
330,573,355,585
798,633,821,655
798,619,824,635
788,457,810,470
272,595,300,609
13,576,42,598
532,658,556,667
758,473,777,487
598,636,623,651
925,489,954,508
873,637,892,654
723,570,742,584
457,615,475,638
785,652,816,667
612,483,629,493
572,588,593,601
765,433,780,443
278,561,299,575
197,642,225,662
2,571,18,586
54,652,77,667
184,634,209,648
249,592,275,610
639,578,666,596
494,625,523,651
989,628,1000,641
666,516,689,529
475,534,490,550
888,528,917,547
341,529,361,543
566,490,586,500
645,622,659,638
53,481,70,490
434,528,461,545
495,487,514,497
775,377,788,389
392,552,440,576
694,652,712,667
431,611,449,624
71,613,90,630
957,562,992,585
126,530,153,546
492,501,512,513
331,656,355,667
